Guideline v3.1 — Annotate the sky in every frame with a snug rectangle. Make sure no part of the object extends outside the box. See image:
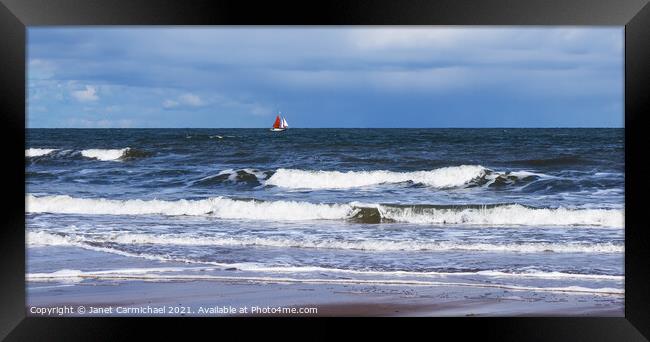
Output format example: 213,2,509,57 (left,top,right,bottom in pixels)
27,27,624,128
